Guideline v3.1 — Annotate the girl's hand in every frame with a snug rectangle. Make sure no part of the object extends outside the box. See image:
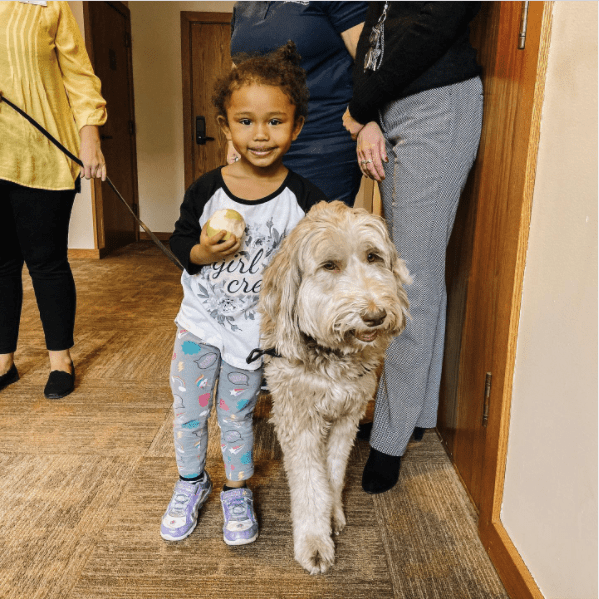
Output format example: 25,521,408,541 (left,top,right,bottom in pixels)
356,122,387,182
79,125,106,180
342,107,365,139
226,140,240,164
190,222,242,266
